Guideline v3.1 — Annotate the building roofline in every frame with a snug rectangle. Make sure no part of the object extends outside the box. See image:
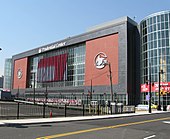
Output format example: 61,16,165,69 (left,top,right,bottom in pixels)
12,16,137,59
140,10,170,23
87,16,137,32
